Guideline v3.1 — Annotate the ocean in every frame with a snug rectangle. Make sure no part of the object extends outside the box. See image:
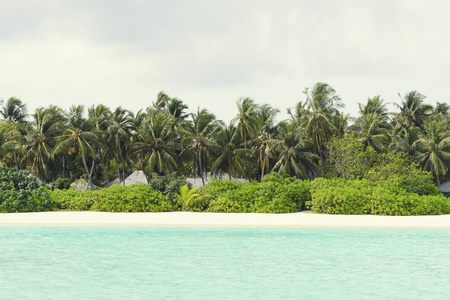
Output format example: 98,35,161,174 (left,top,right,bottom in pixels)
1,226,449,299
